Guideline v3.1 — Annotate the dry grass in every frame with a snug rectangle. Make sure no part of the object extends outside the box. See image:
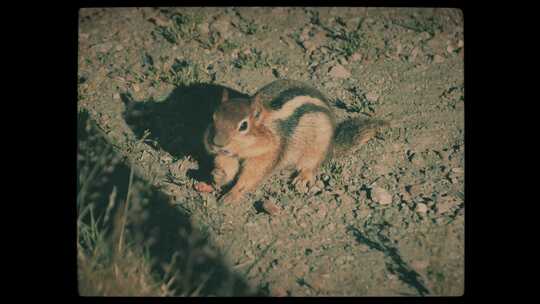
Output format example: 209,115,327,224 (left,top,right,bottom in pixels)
78,245,174,296
77,110,257,297
77,110,174,296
